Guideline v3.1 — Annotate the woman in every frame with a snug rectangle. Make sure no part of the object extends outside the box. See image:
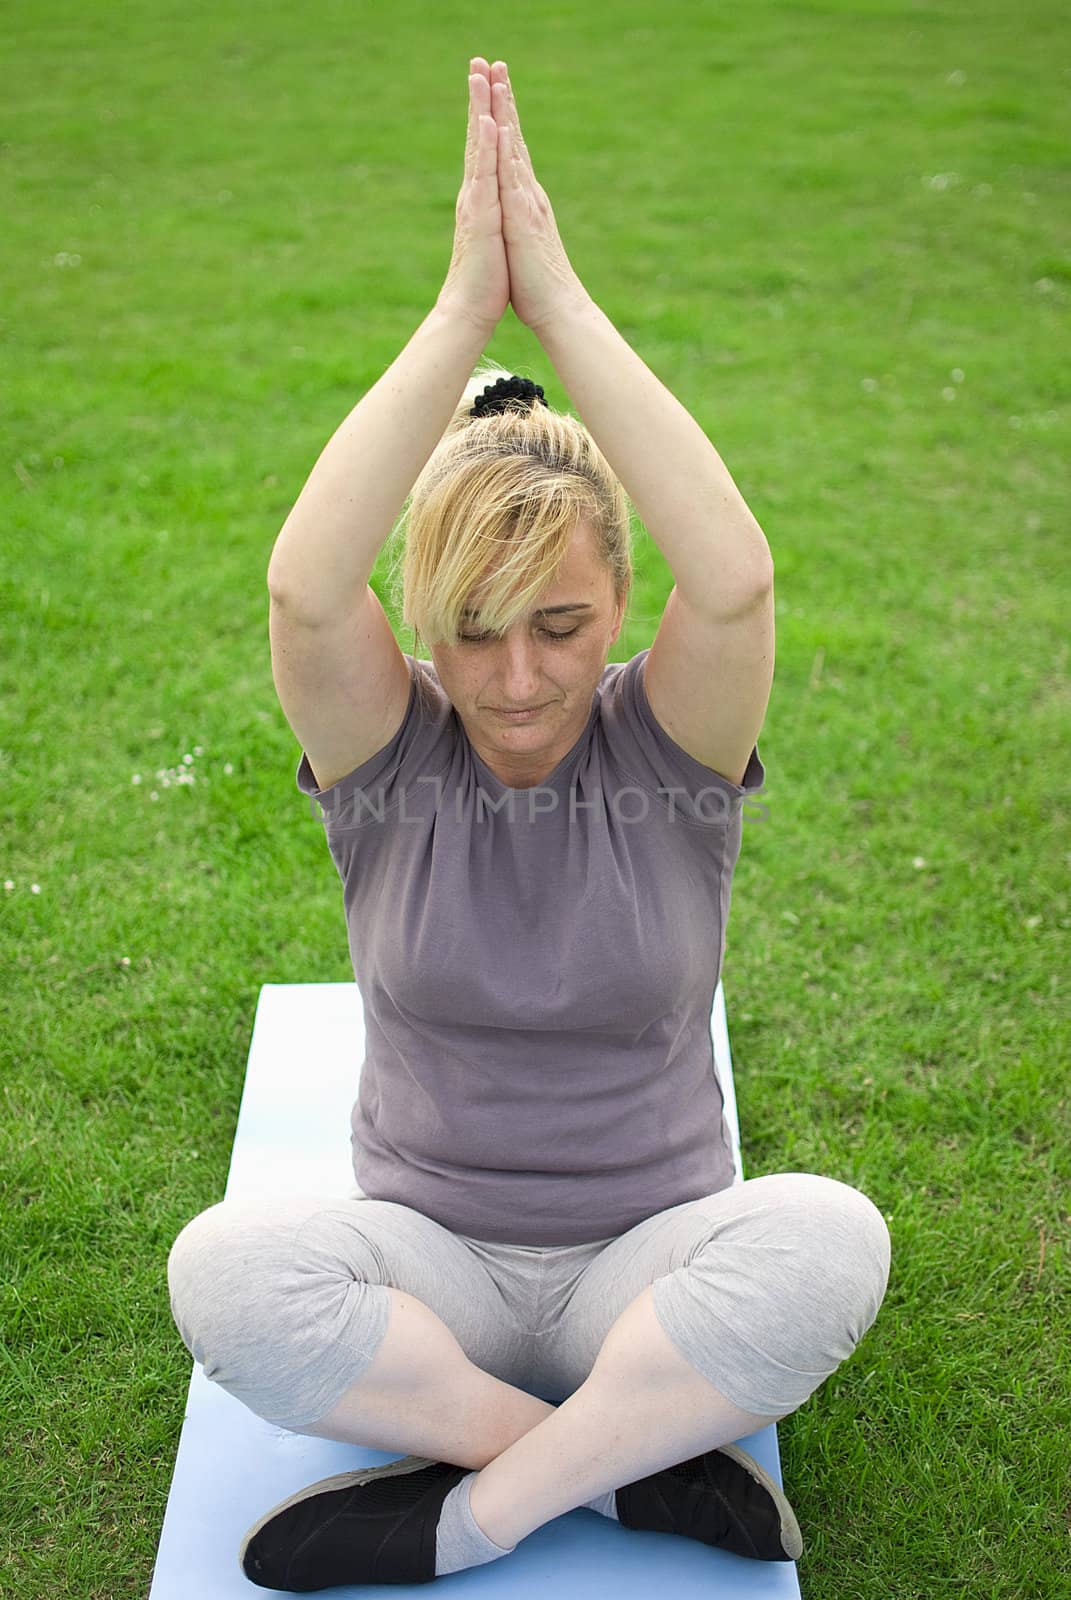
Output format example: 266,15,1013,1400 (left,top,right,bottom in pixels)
168,57,890,1592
